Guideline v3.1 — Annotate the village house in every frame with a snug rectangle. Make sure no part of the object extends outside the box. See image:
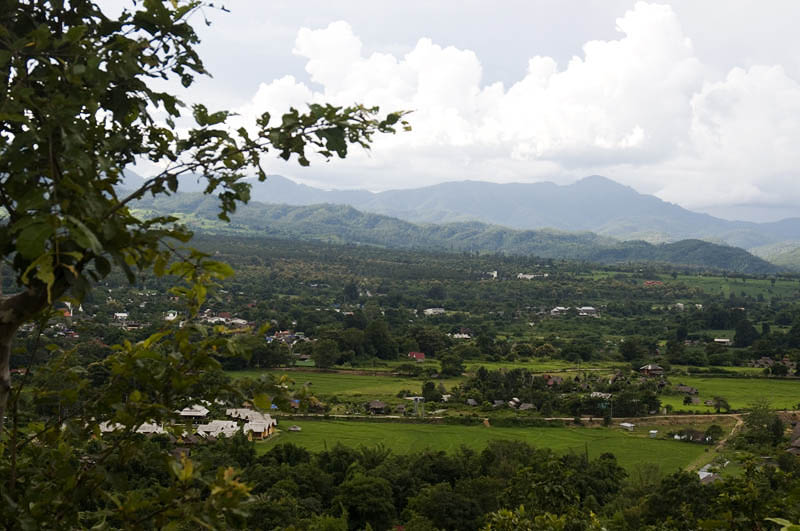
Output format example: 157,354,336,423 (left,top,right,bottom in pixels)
749,356,796,372
550,306,569,316
408,351,426,362
542,374,563,387
197,420,239,438
675,384,699,395
639,364,664,377
675,429,710,443
423,307,446,316
367,400,388,414
577,306,598,317
449,327,473,339
517,272,549,280
750,356,775,368
226,408,277,432
177,404,210,423
243,421,273,440
99,421,166,435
